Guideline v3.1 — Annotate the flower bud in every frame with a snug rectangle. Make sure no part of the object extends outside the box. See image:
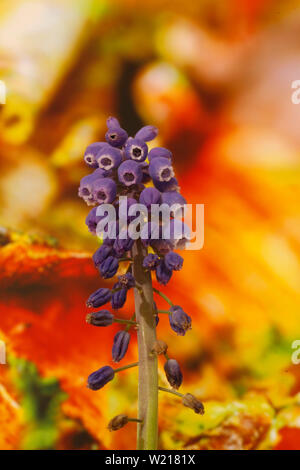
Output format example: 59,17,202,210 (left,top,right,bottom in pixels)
164,359,183,389
139,187,161,209
151,340,168,355
86,288,112,308
86,310,114,327
112,331,130,362
108,414,129,431
111,283,127,309
182,393,204,415
92,244,113,267
84,142,106,168
143,253,160,271
99,256,119,279
118,160,143,186
91,177,117,205
149,157,174,184
124,137,148,162
156,261,172,285
105,117,128,147
135,125,158,142
87,366,114,390
96,146,122,170
169,305,191,336
148,147,172,162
